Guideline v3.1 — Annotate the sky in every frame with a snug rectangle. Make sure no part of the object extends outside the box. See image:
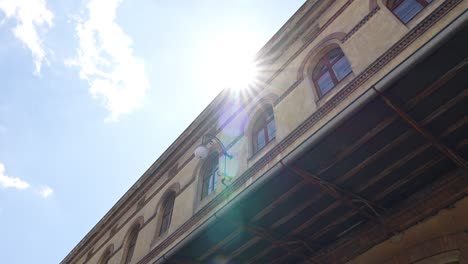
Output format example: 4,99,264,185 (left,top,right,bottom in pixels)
0,0,305,263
